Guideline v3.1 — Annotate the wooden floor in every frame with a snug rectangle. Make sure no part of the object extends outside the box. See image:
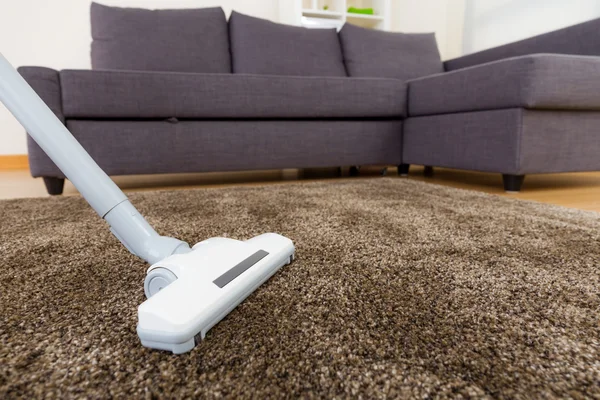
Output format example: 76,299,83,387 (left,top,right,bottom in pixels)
1,166,600,212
